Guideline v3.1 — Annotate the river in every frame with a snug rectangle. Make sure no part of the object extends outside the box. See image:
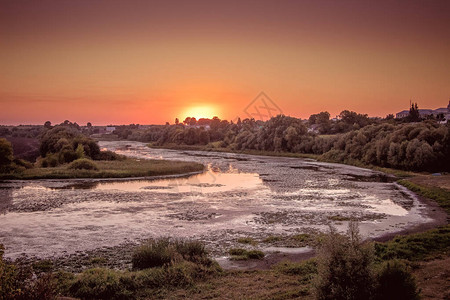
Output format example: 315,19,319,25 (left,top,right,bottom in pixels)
0,141,438,260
